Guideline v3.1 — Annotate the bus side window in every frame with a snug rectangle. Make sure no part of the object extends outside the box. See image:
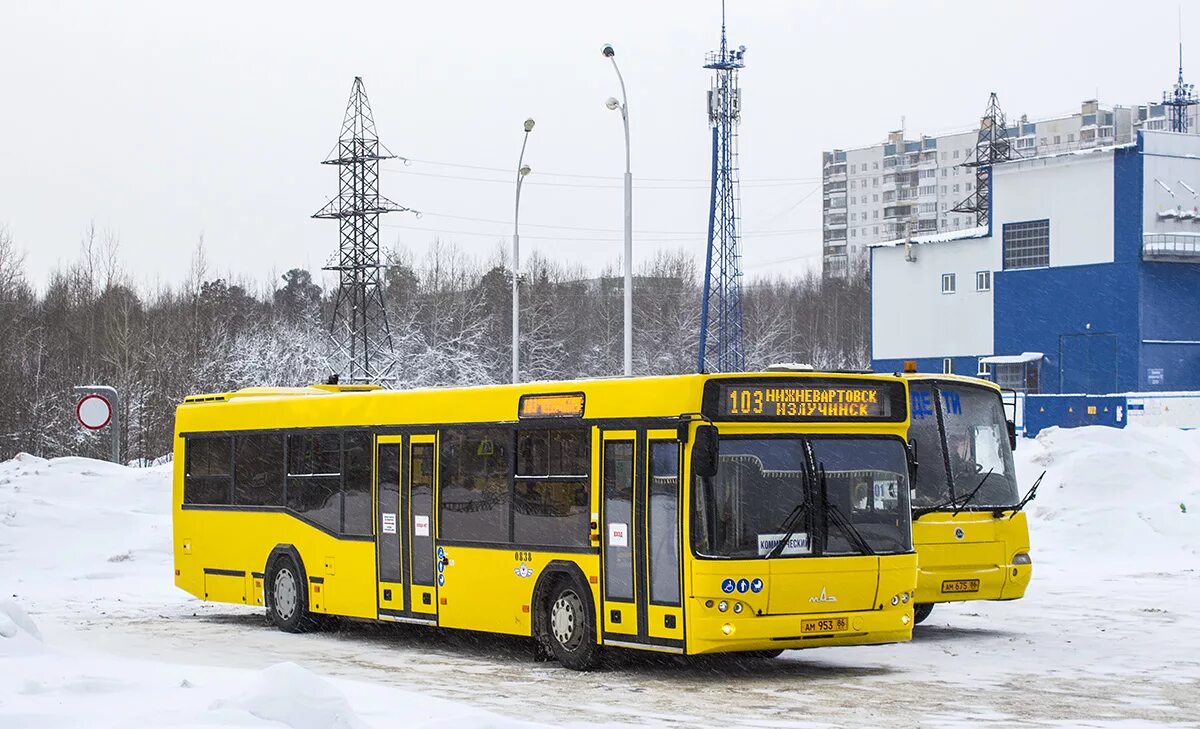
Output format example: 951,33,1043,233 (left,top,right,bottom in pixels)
513,428,590,547
184,436,232,505
286,432,343,533
439,428,511,544
233,433,283,507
